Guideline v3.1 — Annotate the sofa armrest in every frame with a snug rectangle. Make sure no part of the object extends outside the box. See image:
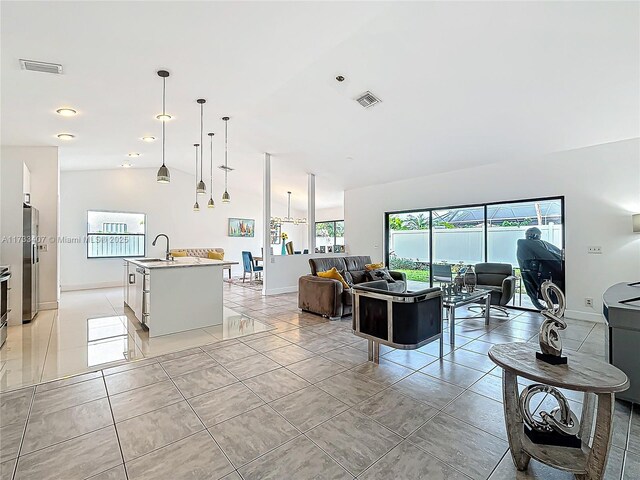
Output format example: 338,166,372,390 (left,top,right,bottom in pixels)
500,275,518,305
298,275,344,318
389,270,406,283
